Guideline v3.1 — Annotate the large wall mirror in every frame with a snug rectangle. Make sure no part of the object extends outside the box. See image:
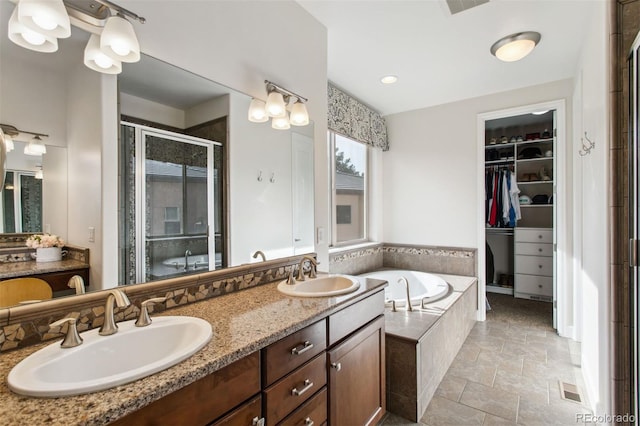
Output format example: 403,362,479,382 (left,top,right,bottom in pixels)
0,0,315,306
